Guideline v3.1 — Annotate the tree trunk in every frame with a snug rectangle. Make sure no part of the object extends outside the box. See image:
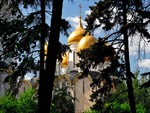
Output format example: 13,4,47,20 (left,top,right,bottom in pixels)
123,1,136,113
38,0,64,113
38,0,46,112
